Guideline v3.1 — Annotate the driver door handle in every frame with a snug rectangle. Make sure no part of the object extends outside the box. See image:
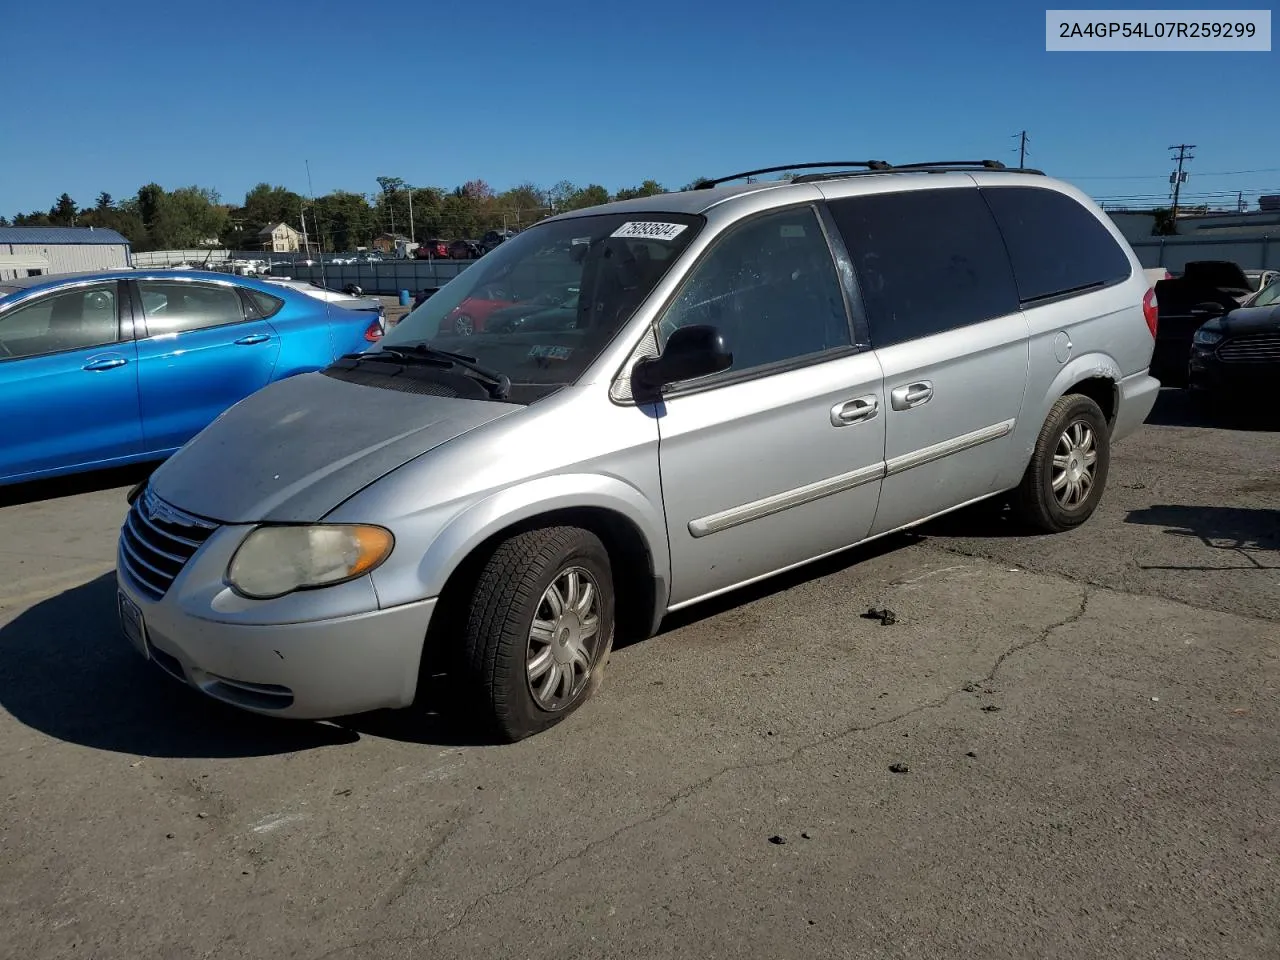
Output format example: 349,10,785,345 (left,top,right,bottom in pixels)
234,334,270,345
890,380,933,410
83,356,128,371
831,395,879,427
